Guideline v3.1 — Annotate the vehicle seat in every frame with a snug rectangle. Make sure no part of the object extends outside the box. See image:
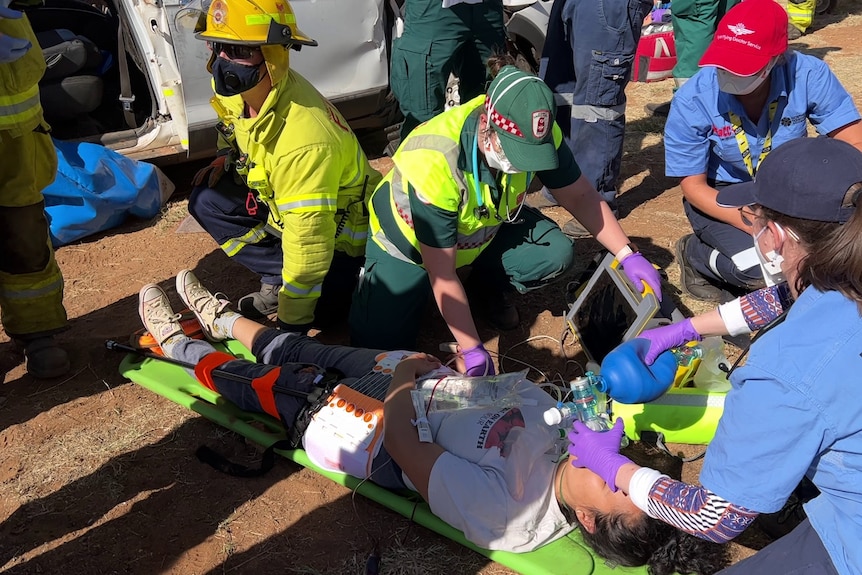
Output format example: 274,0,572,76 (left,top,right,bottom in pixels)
37,29,107,119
